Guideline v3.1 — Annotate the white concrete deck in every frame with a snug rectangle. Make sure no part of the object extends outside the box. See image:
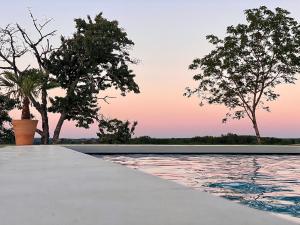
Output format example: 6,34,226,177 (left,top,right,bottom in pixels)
66,144,300,154
0,145,297,225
